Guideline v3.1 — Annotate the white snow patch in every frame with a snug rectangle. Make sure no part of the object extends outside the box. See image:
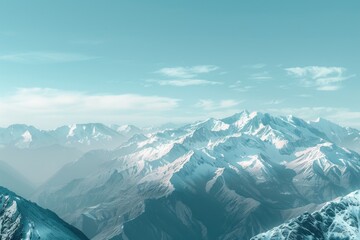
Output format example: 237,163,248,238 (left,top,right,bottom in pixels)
21,131,32,143
67,124,77,138
205,168,224,193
